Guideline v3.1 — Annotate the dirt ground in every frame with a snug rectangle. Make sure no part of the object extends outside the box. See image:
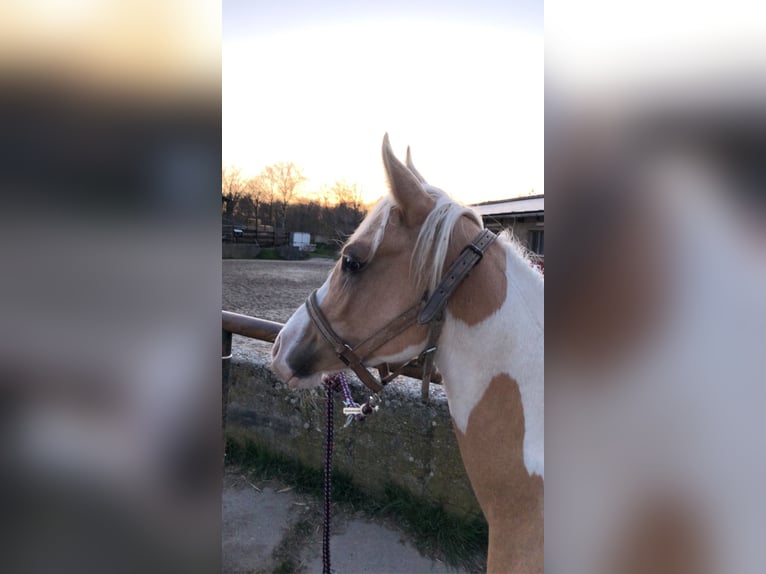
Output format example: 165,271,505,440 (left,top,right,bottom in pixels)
223,258,336,322
223,258,337,359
